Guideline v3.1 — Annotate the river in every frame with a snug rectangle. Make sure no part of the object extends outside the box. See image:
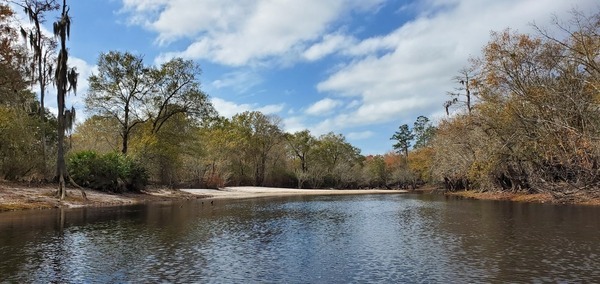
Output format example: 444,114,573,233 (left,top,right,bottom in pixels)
1,193,599,283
